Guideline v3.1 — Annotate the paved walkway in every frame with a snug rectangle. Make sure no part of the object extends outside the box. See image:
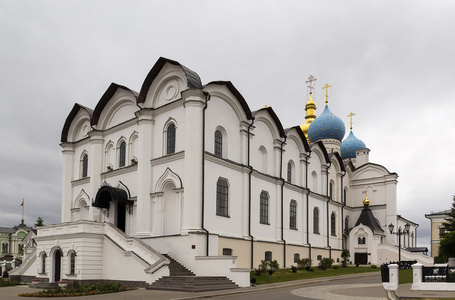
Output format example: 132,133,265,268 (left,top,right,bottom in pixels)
2,273,455,299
